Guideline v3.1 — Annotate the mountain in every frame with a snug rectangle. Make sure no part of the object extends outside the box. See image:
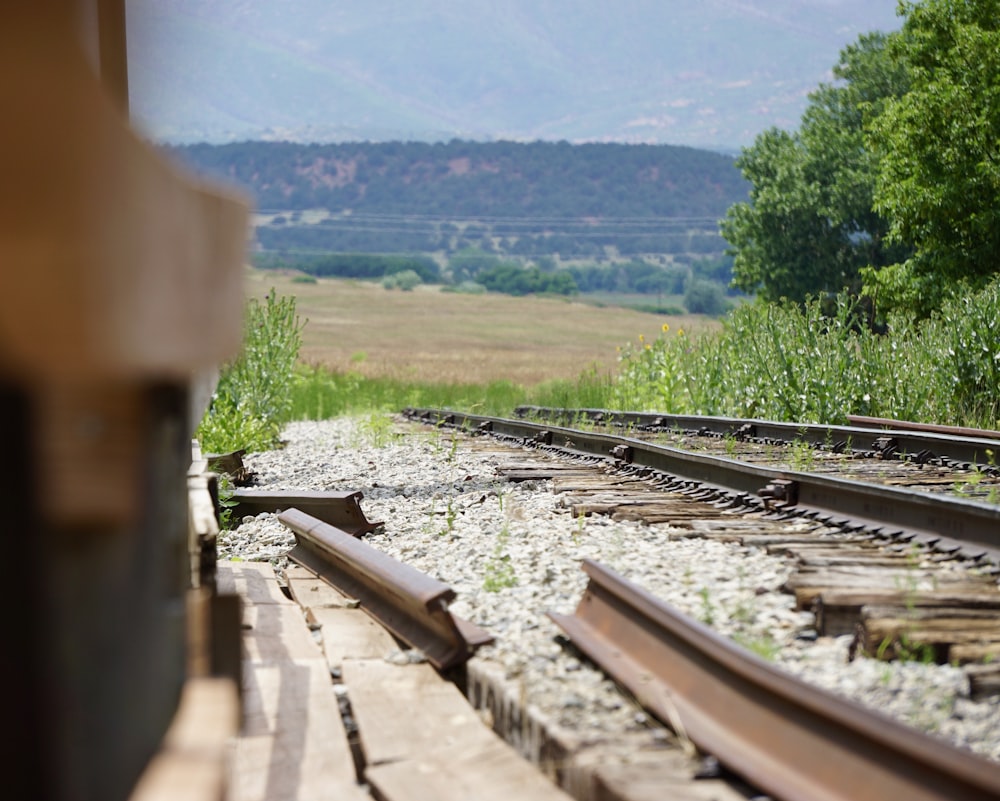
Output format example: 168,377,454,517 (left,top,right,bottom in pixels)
126,0,903,150
173,139,748,260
